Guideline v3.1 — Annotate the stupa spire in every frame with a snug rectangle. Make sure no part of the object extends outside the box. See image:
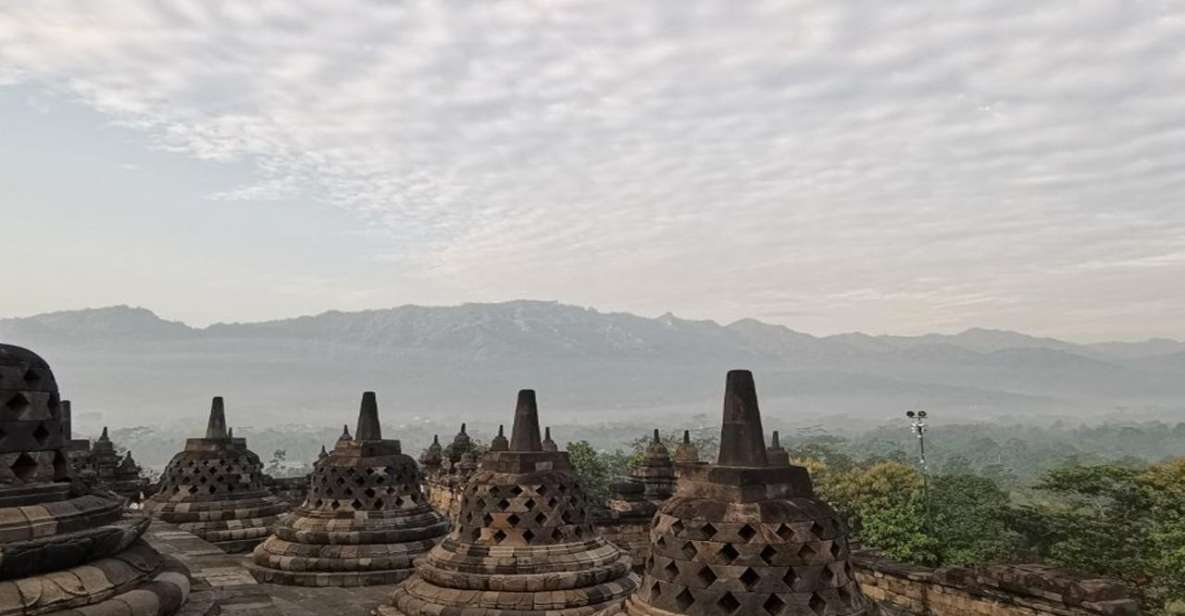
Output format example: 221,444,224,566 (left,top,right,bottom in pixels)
717,370,768,467
509,389,543,452
205,396,228,439
355,391,382,441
